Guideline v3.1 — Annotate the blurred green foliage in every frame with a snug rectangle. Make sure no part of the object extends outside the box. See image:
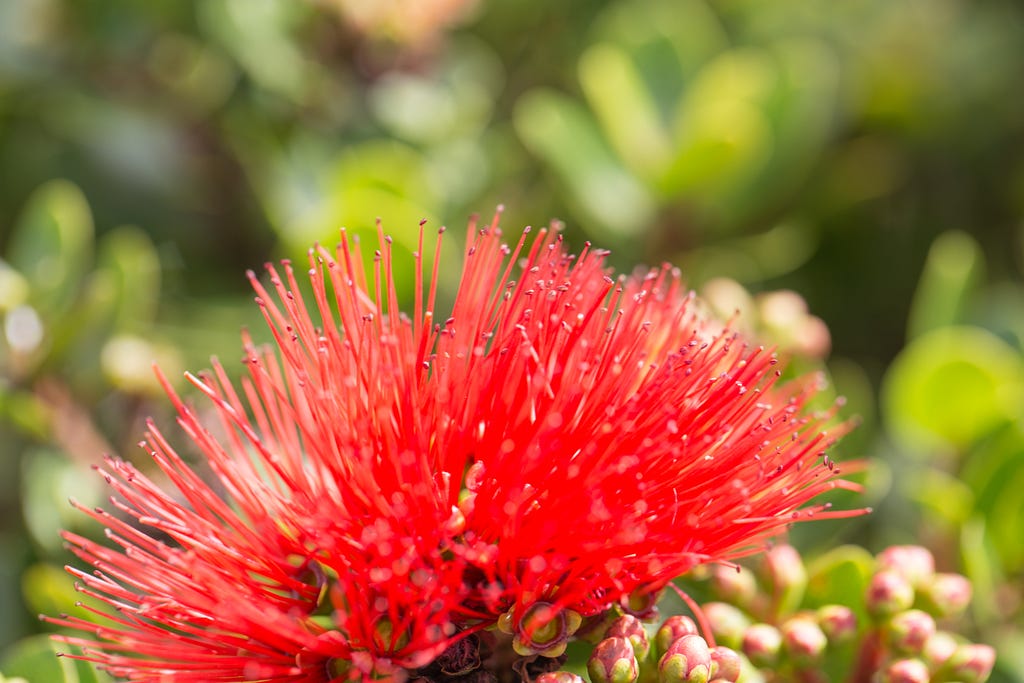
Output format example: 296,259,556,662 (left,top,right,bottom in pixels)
2,0,1024,680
